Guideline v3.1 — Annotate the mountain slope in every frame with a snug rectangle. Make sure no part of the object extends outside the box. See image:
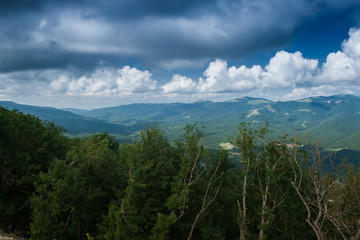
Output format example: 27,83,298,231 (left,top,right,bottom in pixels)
0,101,141,137
79,95,360,150
1,95,359,150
